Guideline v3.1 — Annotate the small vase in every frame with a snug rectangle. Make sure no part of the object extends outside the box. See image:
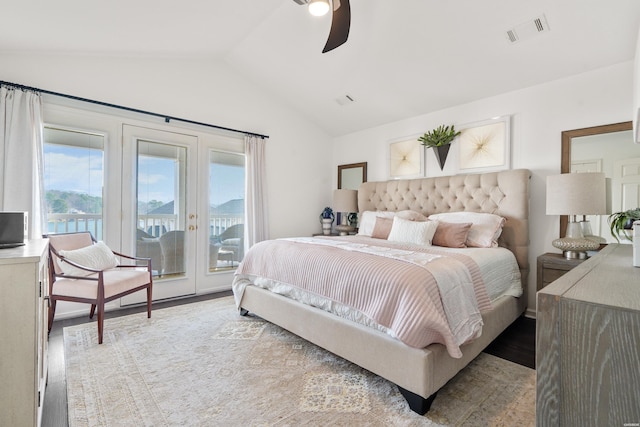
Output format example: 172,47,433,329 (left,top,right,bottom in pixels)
433,145,451,170
321,218,333,235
